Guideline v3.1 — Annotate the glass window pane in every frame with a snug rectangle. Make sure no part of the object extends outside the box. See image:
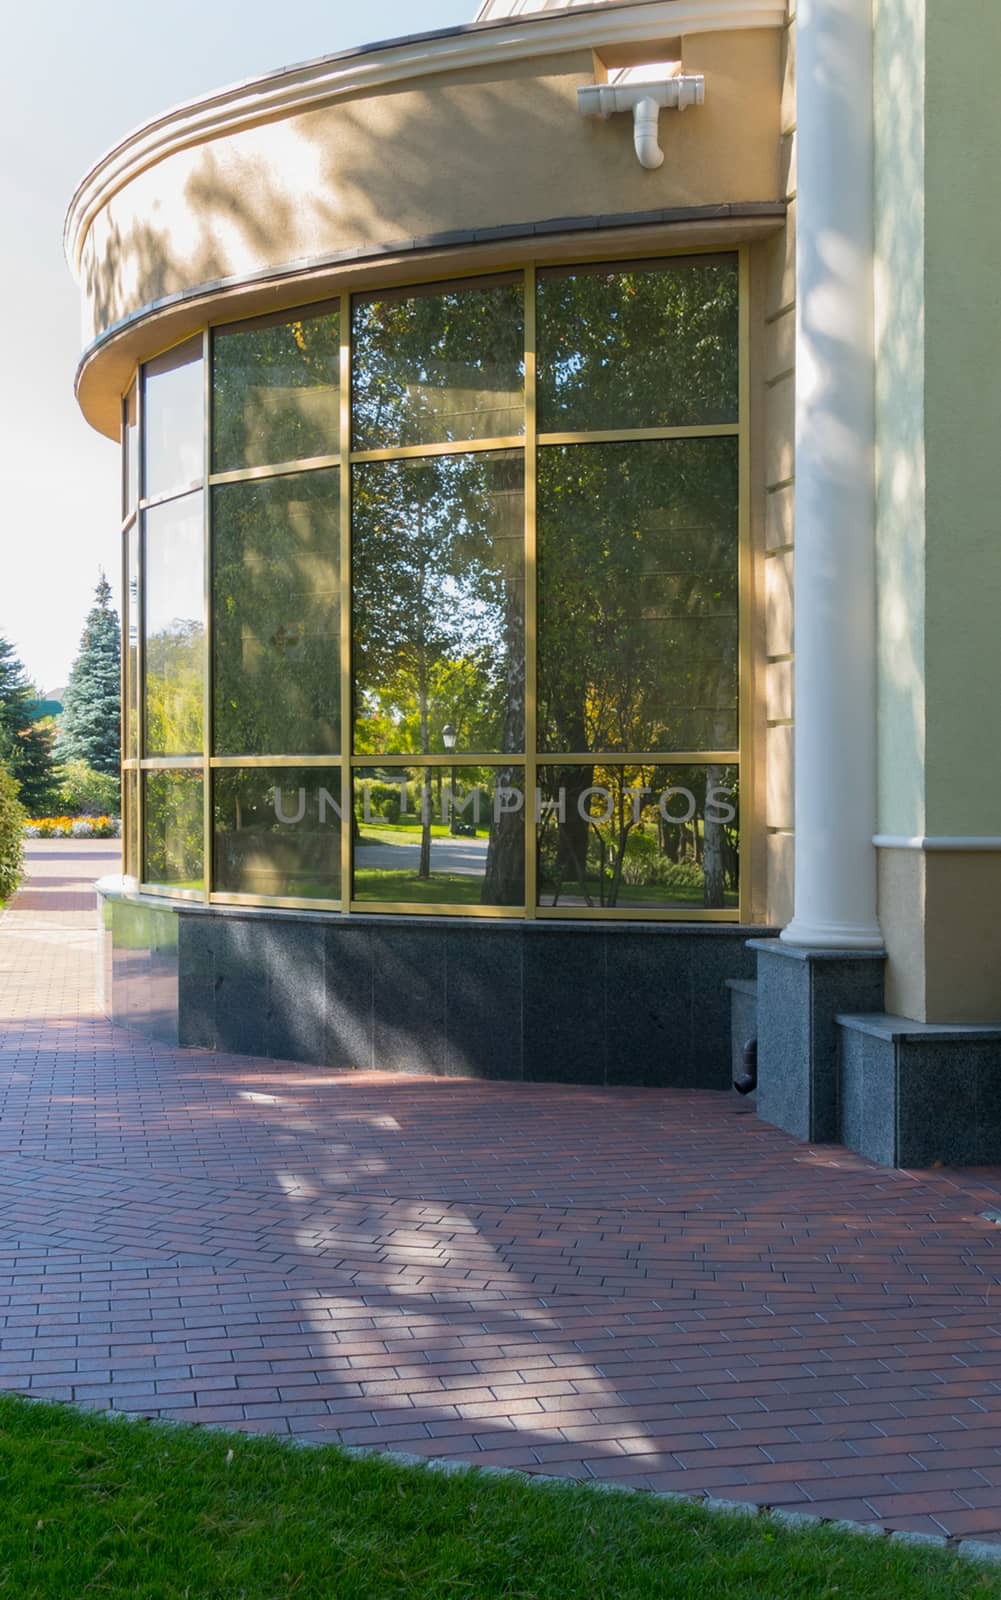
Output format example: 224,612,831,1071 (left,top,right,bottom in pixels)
213,767,341,900
123,767,138,882
537,439,738,754
143,770,204,889
213,470,340,756
125,521,139,762
352,277,524,451
353,766,524,907
353,451,525,757
124,383,139,515
537,257,738,432
144,492,204,757
537,763,739,911
143,337,203,500
212,305,340,472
